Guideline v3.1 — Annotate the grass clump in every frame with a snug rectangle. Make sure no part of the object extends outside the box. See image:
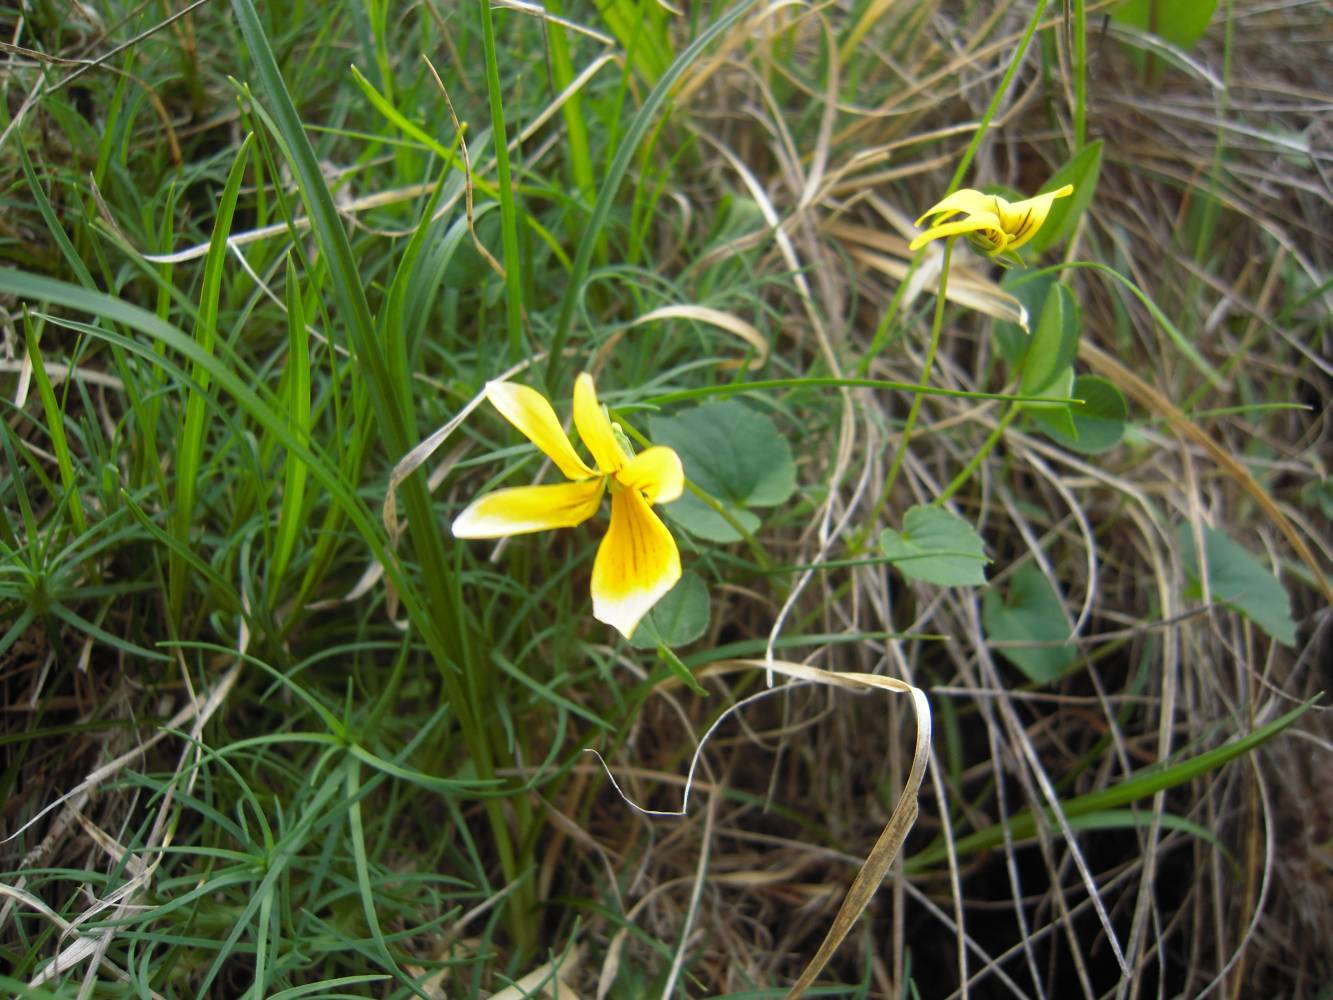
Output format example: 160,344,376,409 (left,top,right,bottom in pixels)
1,0,1328,996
